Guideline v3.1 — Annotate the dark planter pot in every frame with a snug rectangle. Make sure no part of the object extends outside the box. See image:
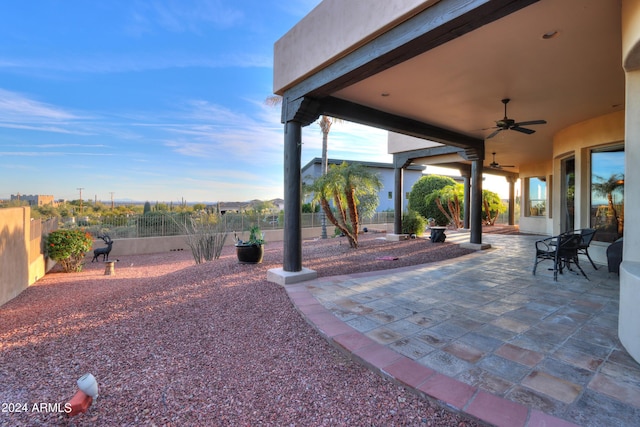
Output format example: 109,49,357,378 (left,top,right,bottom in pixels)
236,244,264,264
